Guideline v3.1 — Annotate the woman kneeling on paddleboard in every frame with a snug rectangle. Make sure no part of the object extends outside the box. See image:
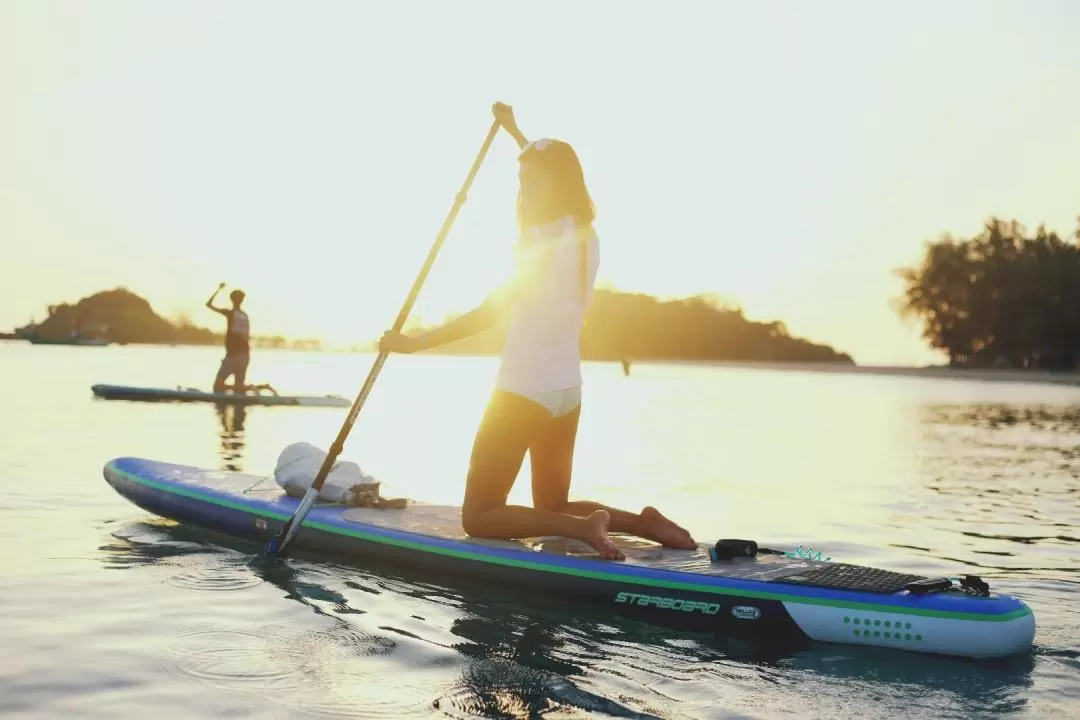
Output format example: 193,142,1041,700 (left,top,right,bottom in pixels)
380,103,695,560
